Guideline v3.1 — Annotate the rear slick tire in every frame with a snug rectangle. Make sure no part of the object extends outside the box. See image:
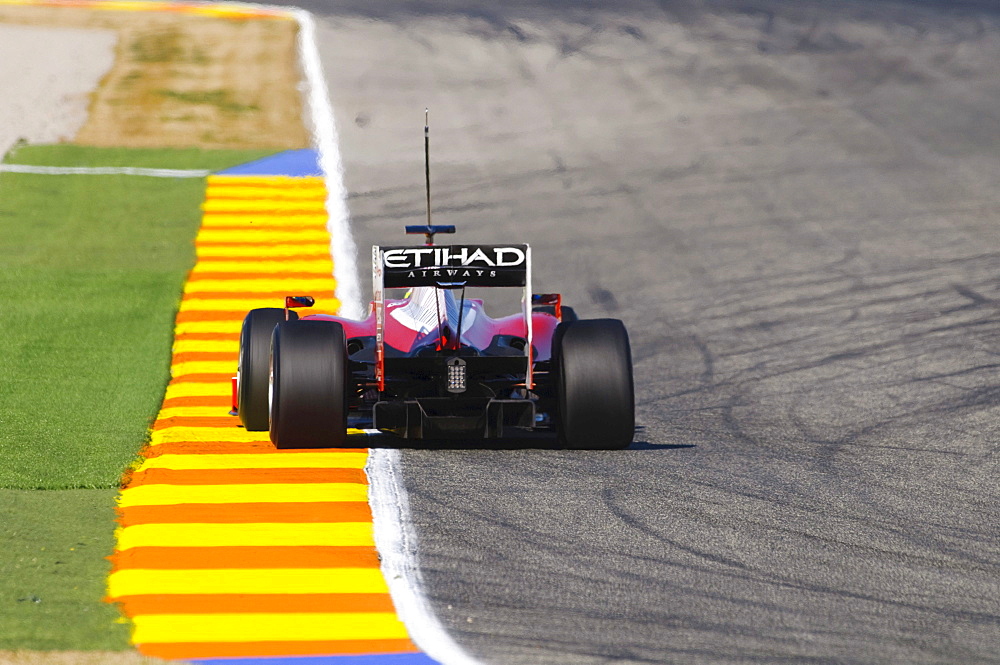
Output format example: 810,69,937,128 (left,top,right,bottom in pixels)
238,308,297,431
554,319,635,450
269,320,349,449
